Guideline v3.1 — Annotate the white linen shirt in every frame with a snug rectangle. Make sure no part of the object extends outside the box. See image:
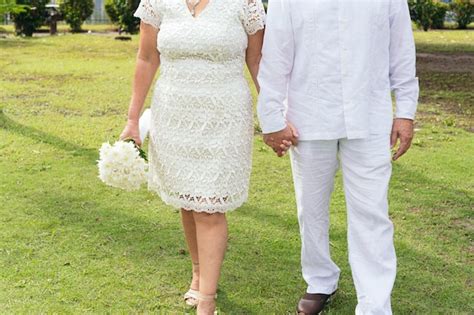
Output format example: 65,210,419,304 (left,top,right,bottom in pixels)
257,0,419,140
